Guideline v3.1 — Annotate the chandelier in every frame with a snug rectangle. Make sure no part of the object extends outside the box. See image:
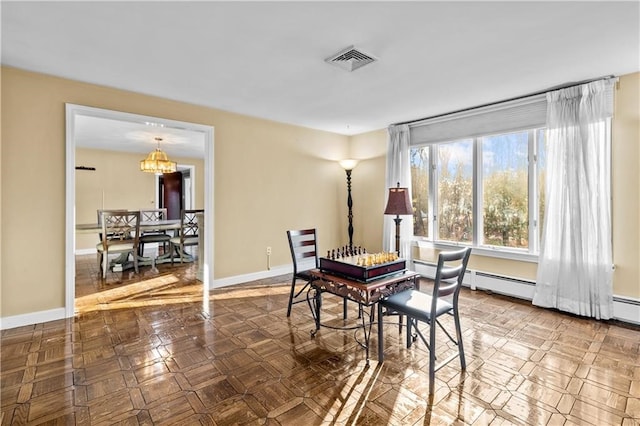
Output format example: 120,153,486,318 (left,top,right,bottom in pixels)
140,137,177,174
